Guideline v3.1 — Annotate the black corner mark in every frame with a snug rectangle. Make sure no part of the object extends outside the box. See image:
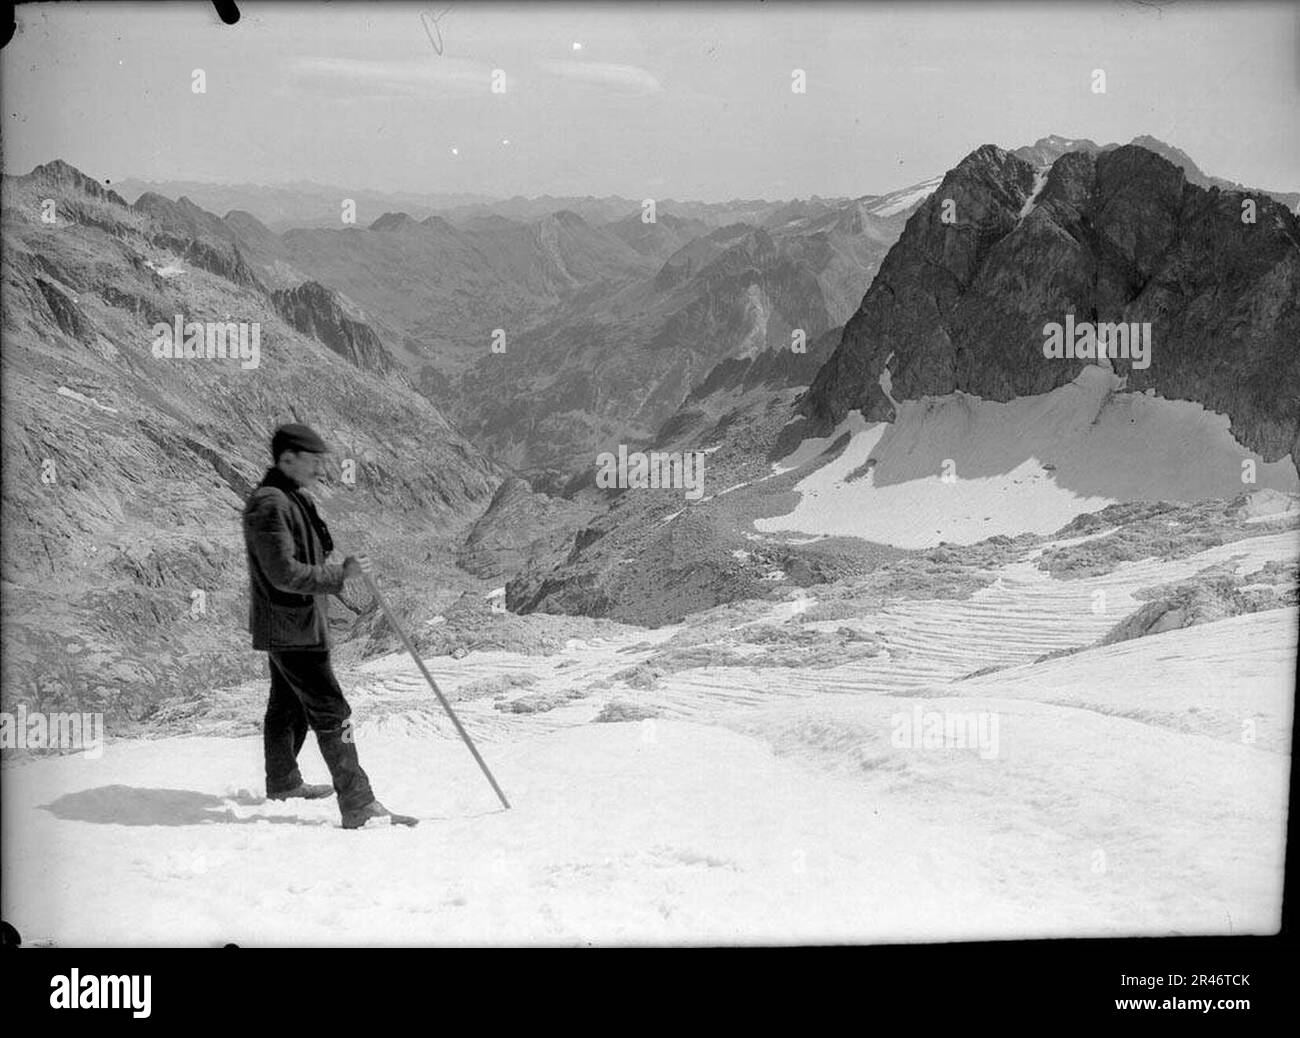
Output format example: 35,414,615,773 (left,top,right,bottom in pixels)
213,0,240,26
0,2,14,50
1,920,21,947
